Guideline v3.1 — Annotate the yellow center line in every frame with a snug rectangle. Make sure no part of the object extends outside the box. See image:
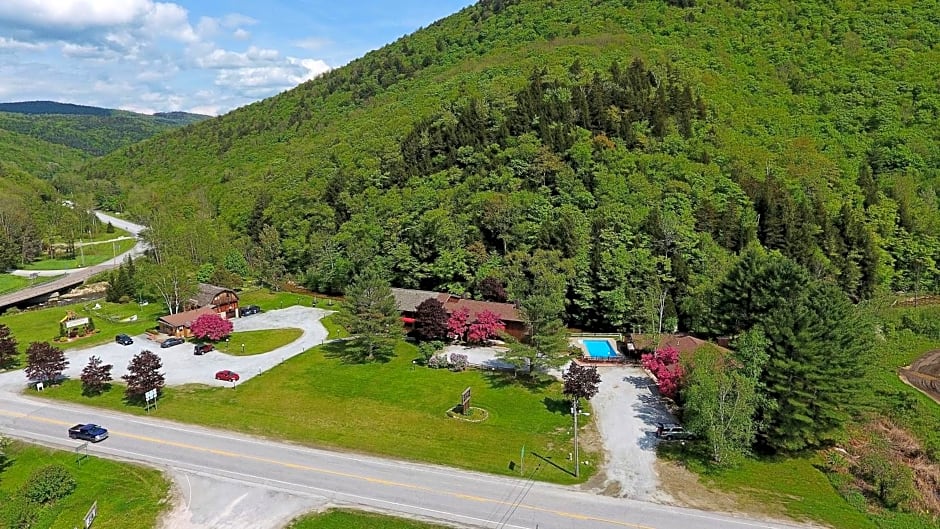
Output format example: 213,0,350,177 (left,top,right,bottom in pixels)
1,408,654,529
